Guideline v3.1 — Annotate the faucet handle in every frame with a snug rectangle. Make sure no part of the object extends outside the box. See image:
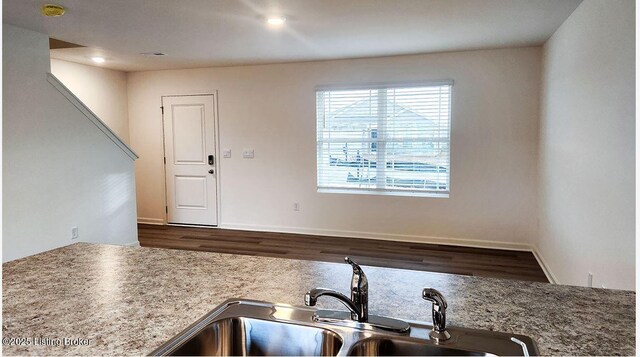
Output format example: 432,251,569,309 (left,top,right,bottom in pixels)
345,257,368,289
345,257,364,274
345,257,368,321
